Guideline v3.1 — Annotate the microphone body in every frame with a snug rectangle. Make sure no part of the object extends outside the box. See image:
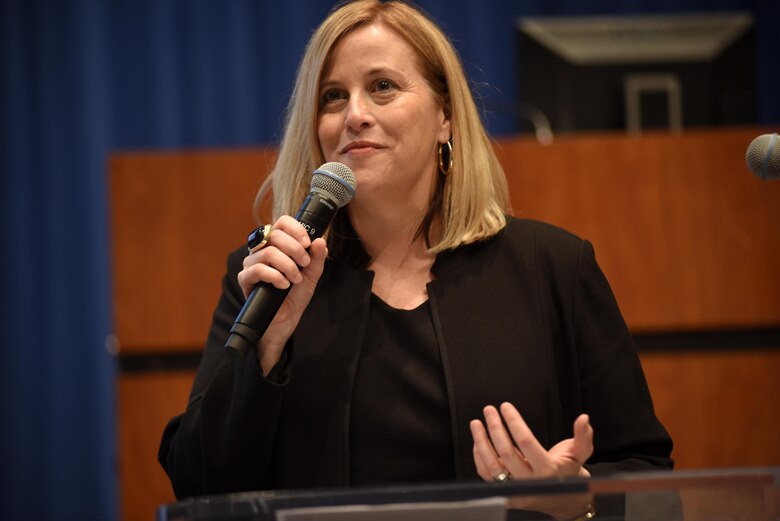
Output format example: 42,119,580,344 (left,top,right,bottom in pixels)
225,163,356,354
745,133,780,180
